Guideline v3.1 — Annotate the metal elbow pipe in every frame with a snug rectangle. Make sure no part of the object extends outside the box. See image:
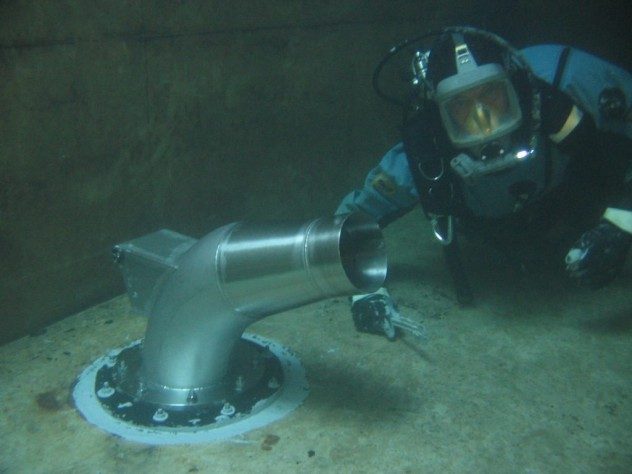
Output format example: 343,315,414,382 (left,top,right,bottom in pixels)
138,212,386,407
